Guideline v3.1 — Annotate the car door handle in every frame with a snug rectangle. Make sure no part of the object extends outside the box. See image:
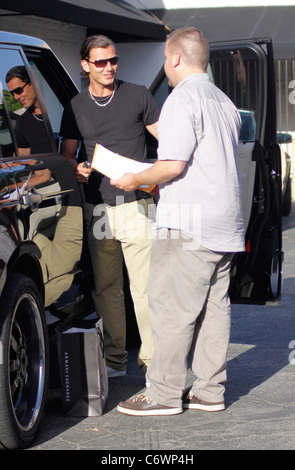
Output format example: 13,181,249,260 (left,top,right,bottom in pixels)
21,187,74,212
21,187,43,211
